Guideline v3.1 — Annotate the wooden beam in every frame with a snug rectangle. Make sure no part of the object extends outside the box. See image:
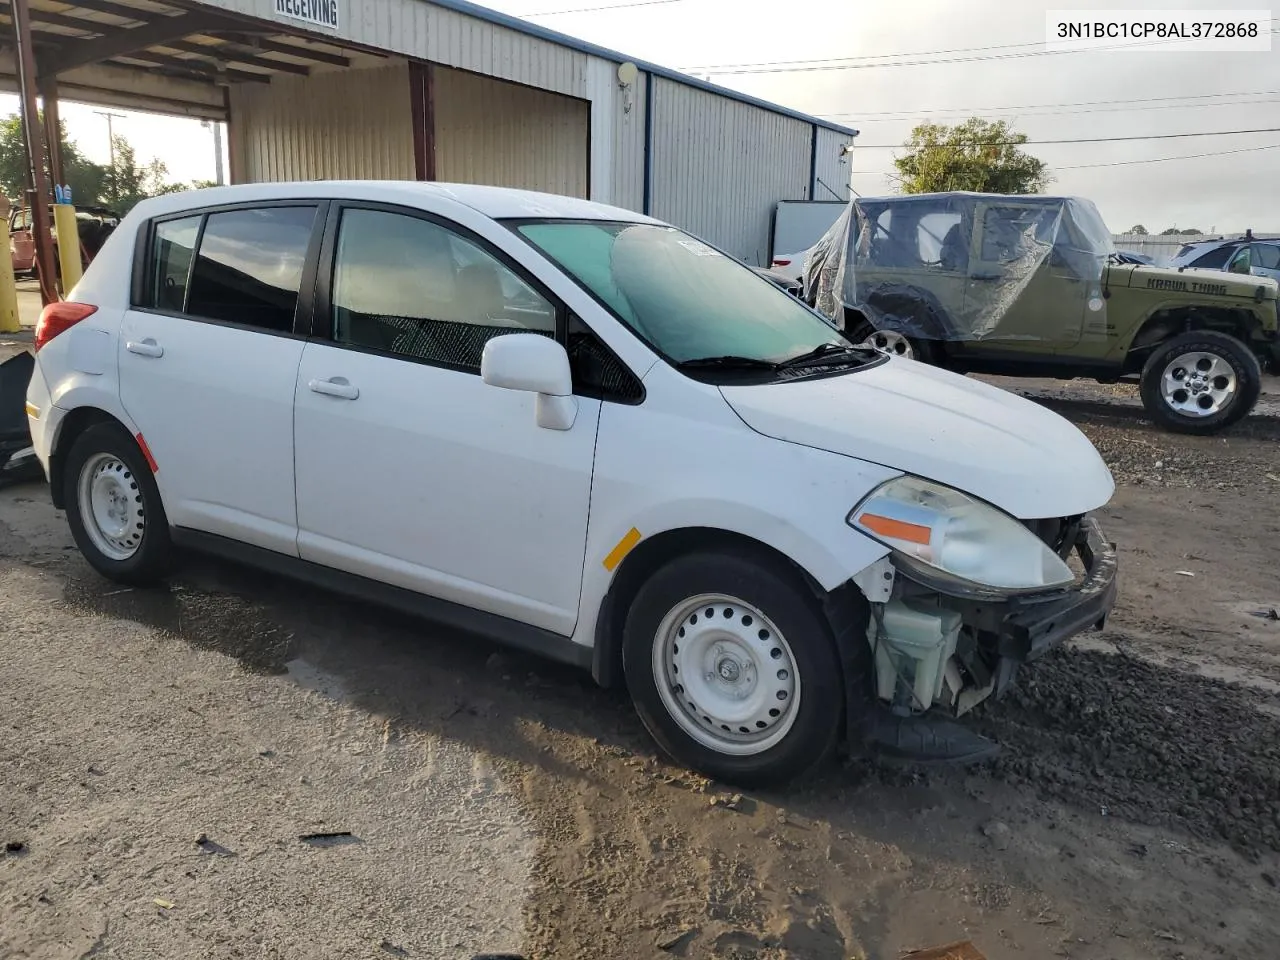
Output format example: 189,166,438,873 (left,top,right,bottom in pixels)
0,4,106,36
42,11,224,76
163,38,309,75
110,50,270,84
209,33,350,68
409,61,435,181
38,74,63,187
9,0,57,304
